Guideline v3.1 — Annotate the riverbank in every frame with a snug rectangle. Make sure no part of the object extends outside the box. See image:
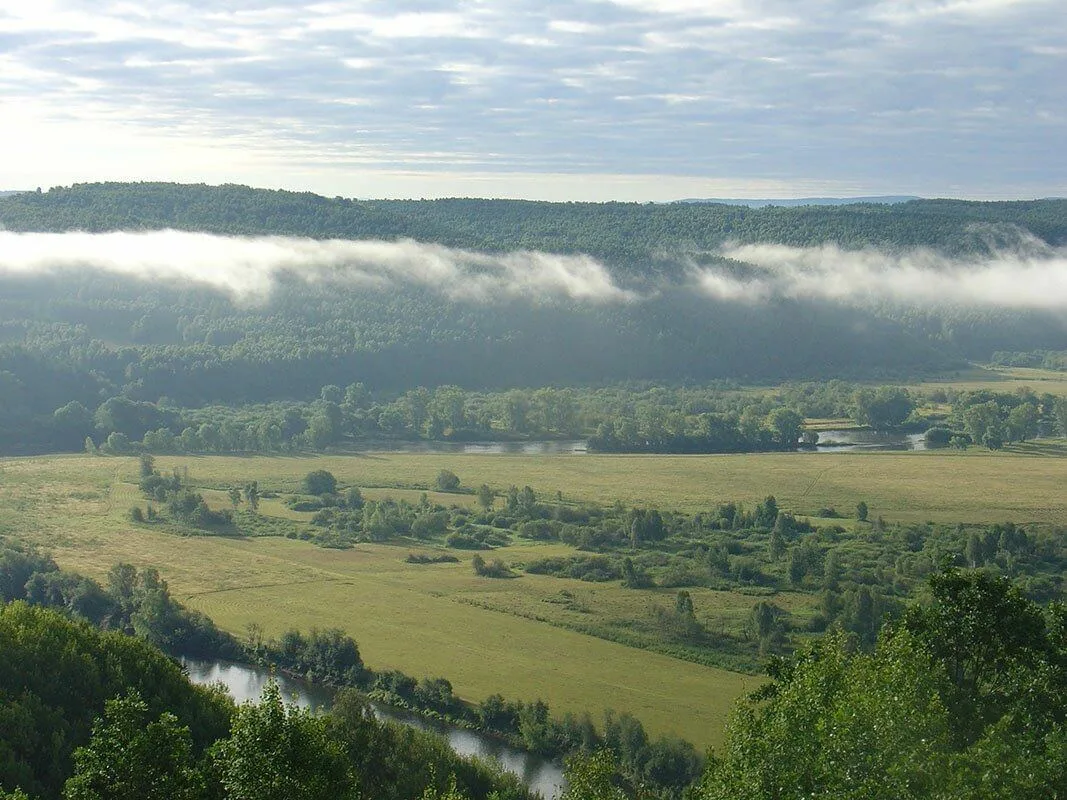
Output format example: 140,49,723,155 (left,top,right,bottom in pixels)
182,657,568,798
